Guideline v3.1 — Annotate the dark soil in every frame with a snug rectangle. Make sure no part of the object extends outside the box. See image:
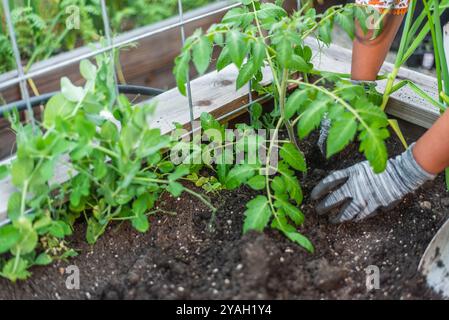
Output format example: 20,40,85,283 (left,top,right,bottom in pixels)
0,123,447,300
